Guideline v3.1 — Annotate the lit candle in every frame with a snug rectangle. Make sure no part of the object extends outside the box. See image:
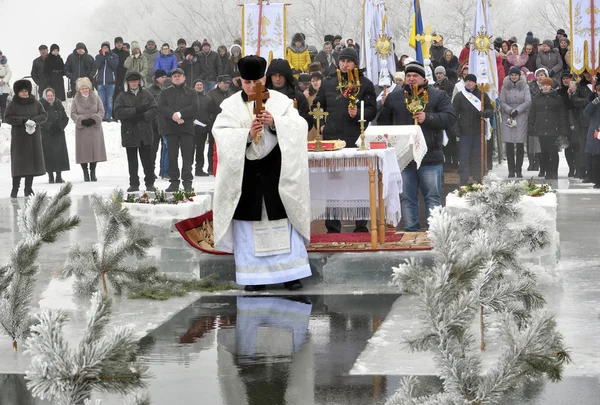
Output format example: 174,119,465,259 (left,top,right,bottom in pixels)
360,100,364,121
